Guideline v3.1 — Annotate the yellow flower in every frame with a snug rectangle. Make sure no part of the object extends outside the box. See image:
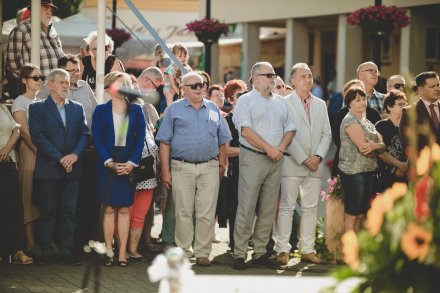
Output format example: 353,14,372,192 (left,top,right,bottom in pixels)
342,230,360,269
417,147,431,176
365,195,385,236
432,143,440,161
401,222,432,262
